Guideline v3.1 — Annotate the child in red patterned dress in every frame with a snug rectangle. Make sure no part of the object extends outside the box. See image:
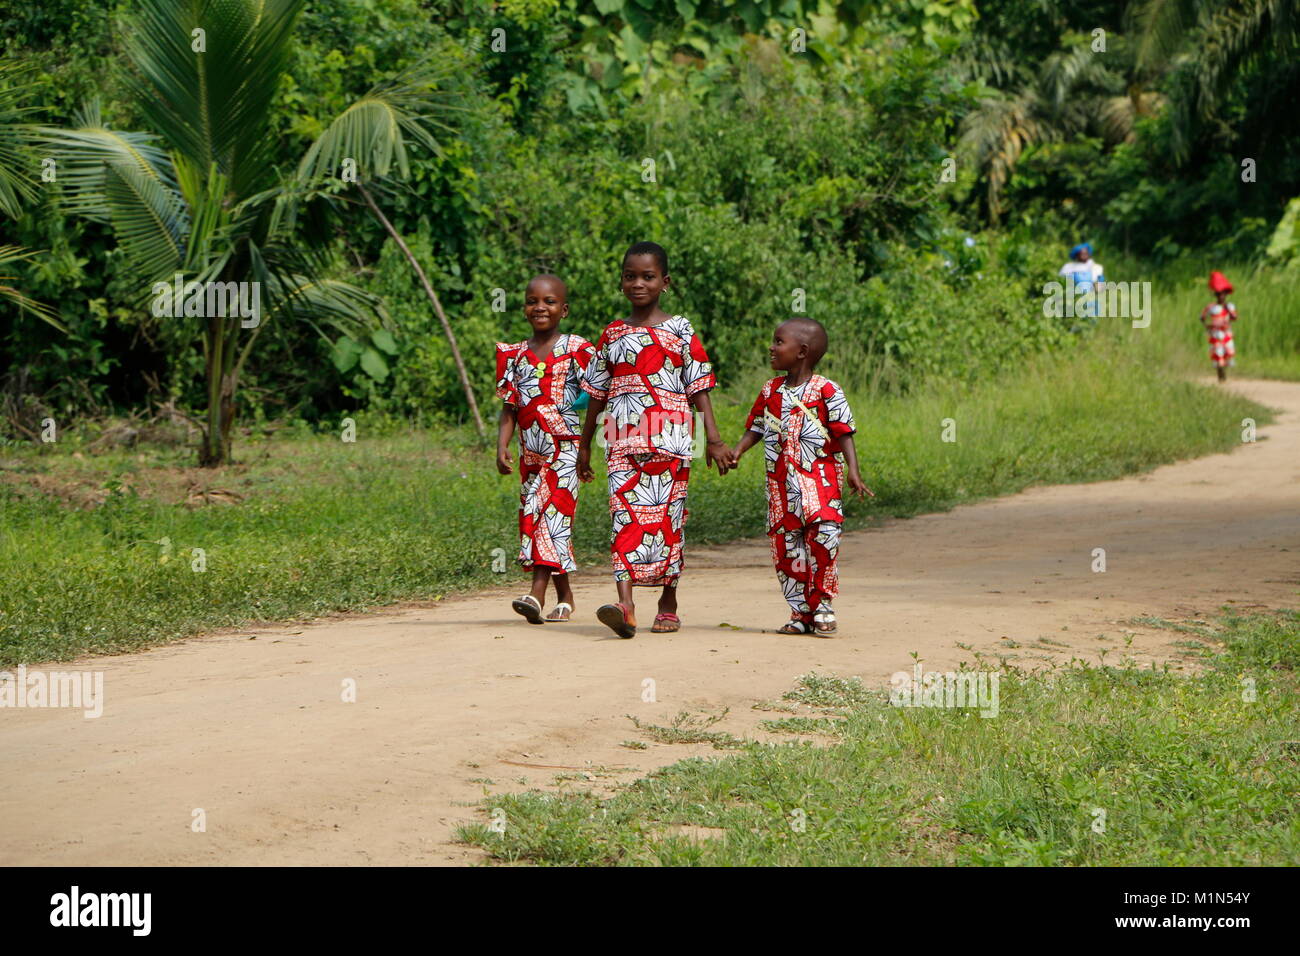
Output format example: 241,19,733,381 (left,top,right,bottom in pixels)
1200,271,1239,383
728,318,869,636
577,241,733,639
496,274,596,624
